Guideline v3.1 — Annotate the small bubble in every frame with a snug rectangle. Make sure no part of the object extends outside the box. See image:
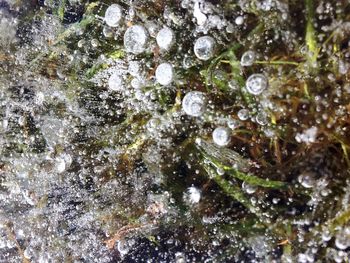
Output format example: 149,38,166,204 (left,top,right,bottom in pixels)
237,108,250,121
175,252,186,263
182,91,207,117
156,27,175,51
216,168,225,175
228,79,239,90
241,50,256,66
124,25,149,55
212,126,231,147
235,16,244,25
256,111,269,126
155,63,174,86
298,171,316,188
194,36,215,61
227,118,240,130
335,228,350,250
102,26,114,38
242,181,257,194
108,72,124,91
246,74,268,95
104,4,123,27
